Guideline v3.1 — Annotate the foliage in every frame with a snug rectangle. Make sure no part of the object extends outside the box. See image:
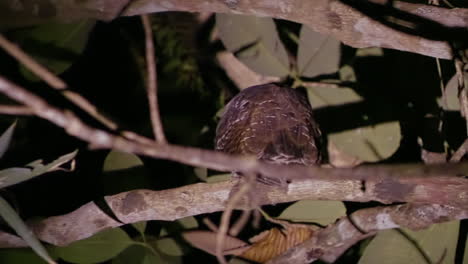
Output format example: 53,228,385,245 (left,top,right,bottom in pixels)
0,8,465,264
